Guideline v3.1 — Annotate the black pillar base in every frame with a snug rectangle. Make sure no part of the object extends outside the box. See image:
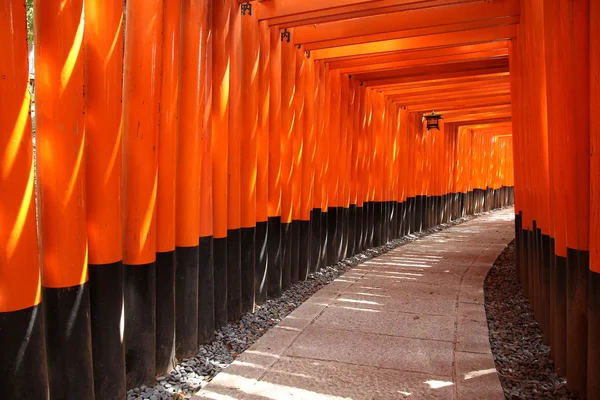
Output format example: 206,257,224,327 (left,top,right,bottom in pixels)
255,222,268,305
198,236,215,344
124,264,156,388
241,227,256,314
213,237,228,328
291,220,301,284
373,202,383,246
356,205,364,253
281,222,292,290
176,246,199,358
588,270,600,398
541,234,551,345
327,208,339,265
0,304,48,398
566,247,589,398
553,253,567,377
298,220,311,281
349,205,357,257
156,252,176,372
44,283,95,397
267,217,282,298
320,210,328,269
90,261,126,398
310,209,321,273
227,230,242,322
